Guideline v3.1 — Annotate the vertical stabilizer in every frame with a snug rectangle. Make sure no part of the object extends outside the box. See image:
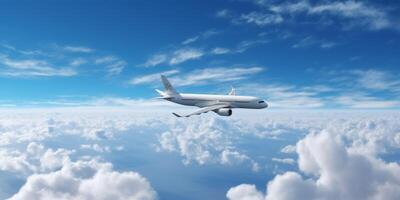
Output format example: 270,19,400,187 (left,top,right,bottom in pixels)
161,75,178,95
228,87,236,96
